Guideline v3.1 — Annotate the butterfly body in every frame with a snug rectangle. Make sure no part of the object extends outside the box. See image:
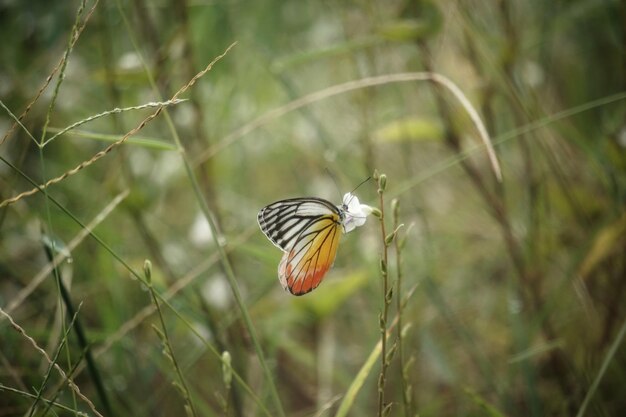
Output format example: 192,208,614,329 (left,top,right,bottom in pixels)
258,197,347,295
